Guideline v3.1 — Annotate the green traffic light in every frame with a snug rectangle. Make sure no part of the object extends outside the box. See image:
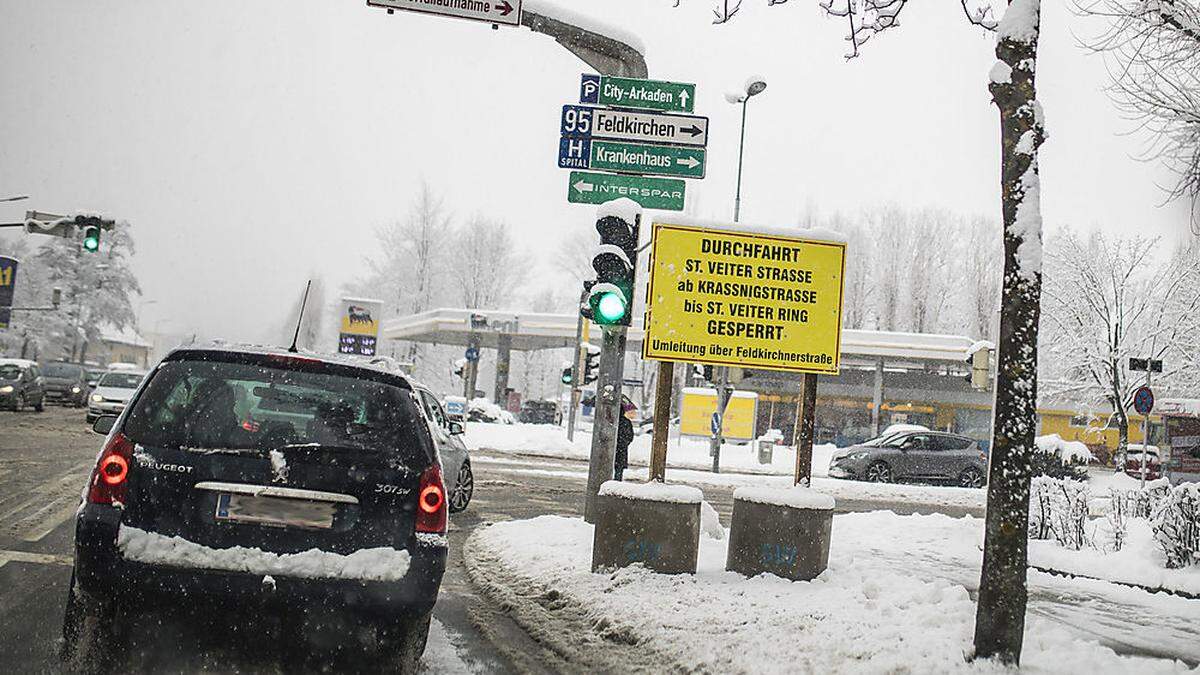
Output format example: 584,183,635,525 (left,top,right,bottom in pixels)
82,226,100,252
595,291,627,324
